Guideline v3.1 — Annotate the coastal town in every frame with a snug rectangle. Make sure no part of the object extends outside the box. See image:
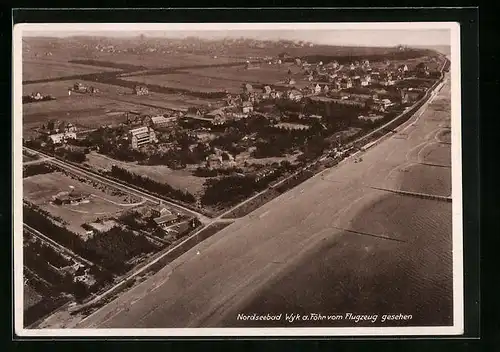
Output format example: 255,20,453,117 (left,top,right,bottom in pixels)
21,33,450,328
